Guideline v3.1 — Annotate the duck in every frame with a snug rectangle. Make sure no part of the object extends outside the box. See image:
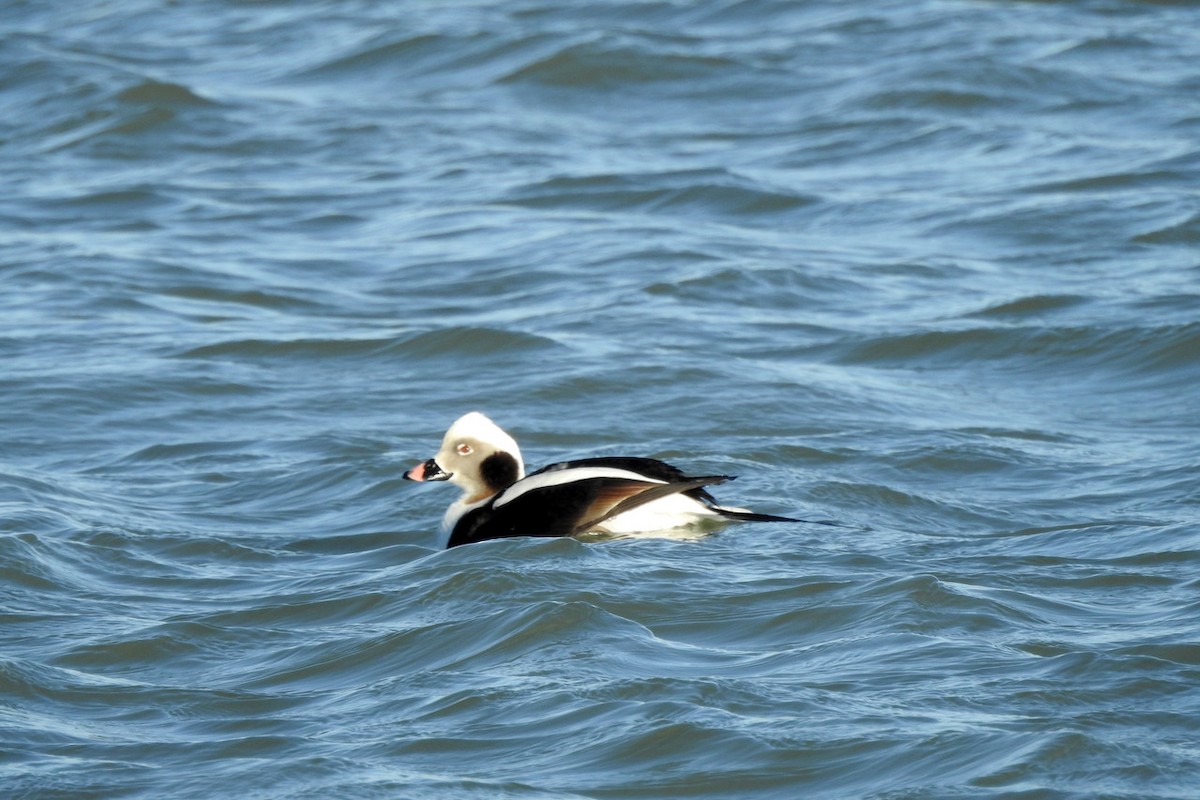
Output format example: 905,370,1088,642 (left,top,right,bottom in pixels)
404,412,801,548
